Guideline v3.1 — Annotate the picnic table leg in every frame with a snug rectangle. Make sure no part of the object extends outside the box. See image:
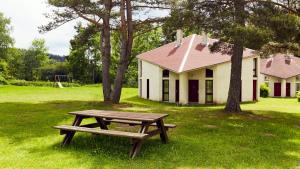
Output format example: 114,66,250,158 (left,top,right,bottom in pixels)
62,115,83,146
156,119,169,144
130,122,149,158
95,117,108,130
